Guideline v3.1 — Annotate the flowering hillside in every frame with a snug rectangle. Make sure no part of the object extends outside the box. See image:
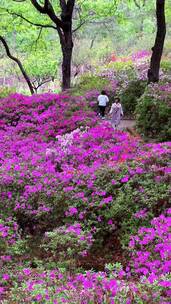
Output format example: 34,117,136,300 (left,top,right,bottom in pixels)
0,93,171,303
